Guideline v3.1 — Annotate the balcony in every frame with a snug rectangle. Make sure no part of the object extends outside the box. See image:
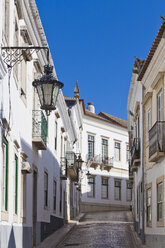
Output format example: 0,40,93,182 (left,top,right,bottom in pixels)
130,138,140,171
87,154,113,171
86,154,102,169
149,121,165,162
32,110,47,150
101,157,114,171
66,152,78,181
